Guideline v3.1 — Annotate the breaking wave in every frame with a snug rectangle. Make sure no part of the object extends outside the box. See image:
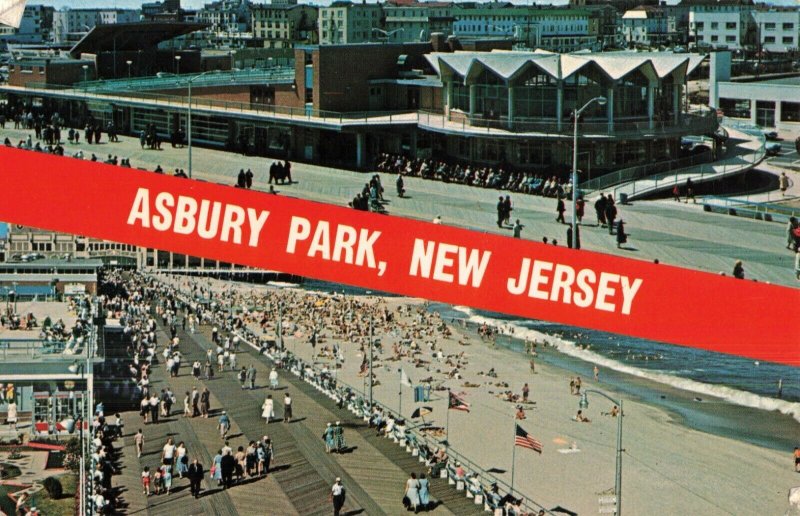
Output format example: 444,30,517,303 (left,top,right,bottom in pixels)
452,306,800,423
